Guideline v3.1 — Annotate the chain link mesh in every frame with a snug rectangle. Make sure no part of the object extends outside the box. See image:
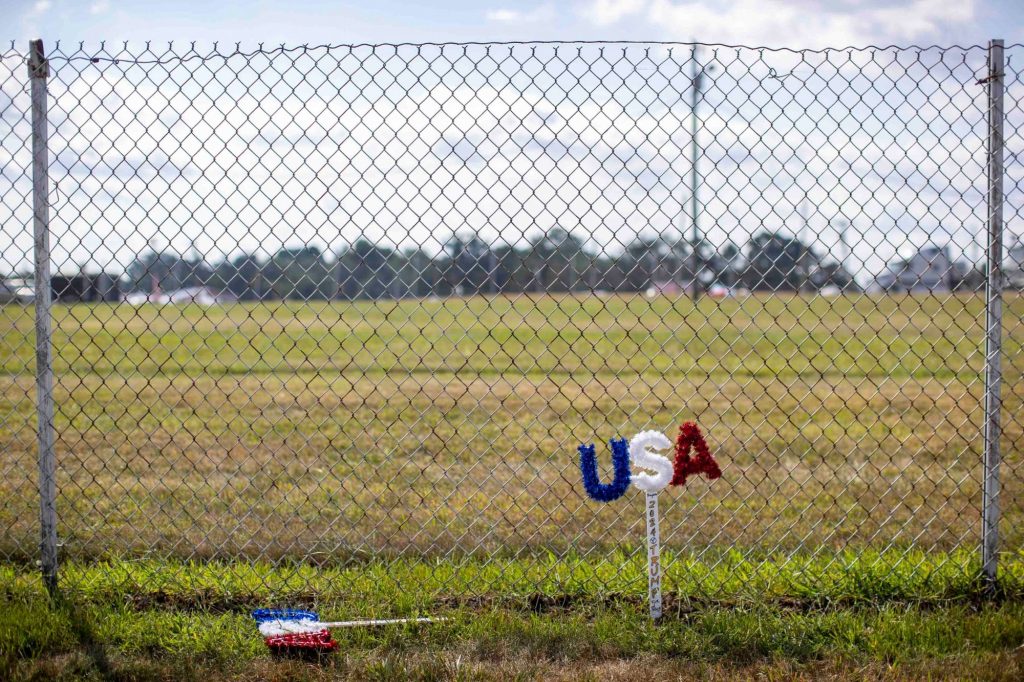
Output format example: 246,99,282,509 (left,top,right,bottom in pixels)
0,43,37,566
1,40,1022,606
